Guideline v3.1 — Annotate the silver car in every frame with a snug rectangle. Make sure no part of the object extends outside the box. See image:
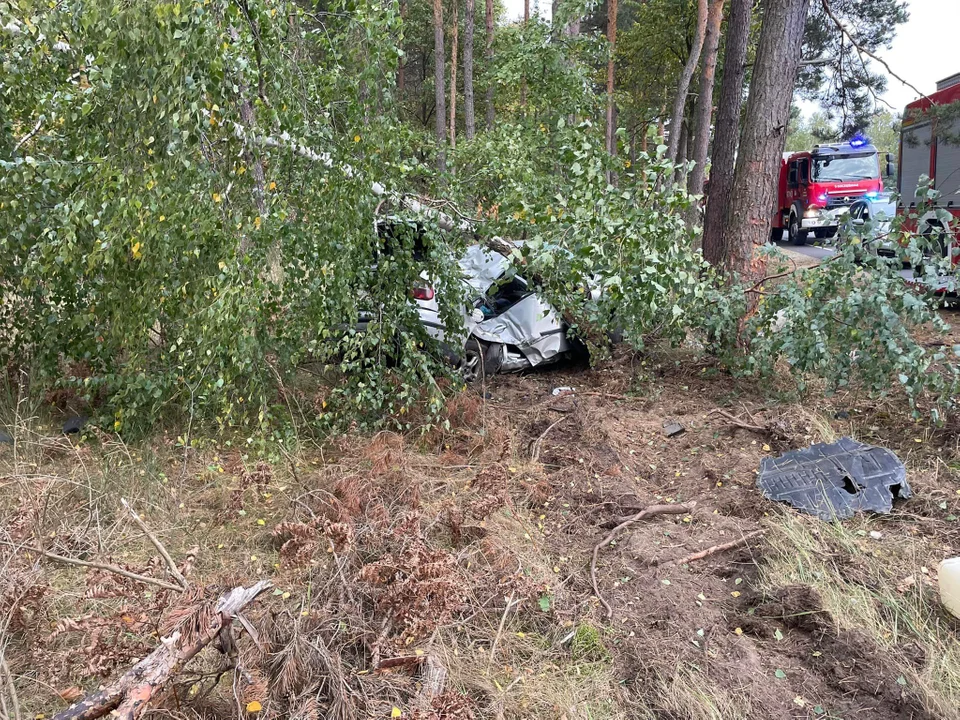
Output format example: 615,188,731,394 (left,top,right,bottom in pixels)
361,221,574,383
